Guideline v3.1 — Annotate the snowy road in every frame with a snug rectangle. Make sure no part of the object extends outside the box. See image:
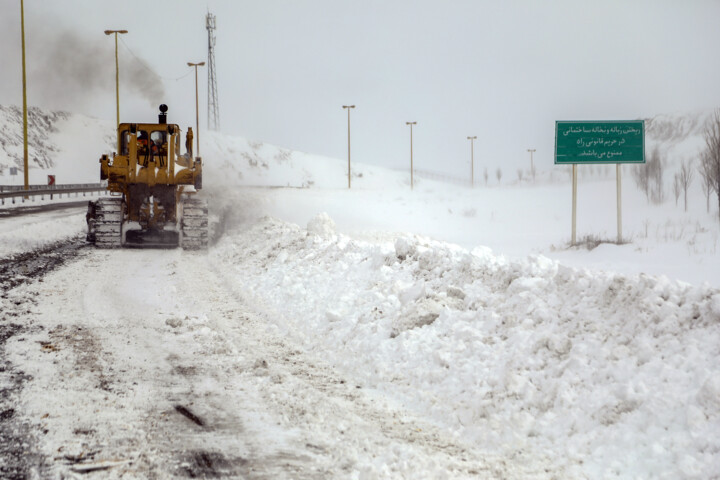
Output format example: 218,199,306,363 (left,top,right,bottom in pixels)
0,201,87,219
4,245,541,479
0,204,87,258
